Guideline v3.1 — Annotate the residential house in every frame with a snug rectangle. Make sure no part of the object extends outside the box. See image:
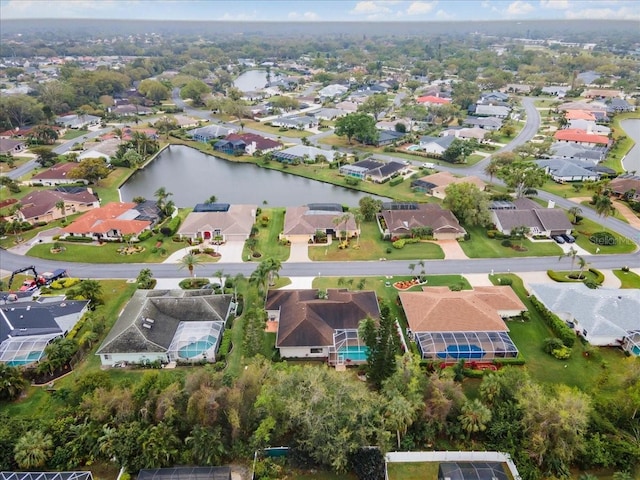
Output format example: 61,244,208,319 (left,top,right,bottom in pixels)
462,116,503,131
171,115,201,128
61,202,155,241
15,187,99,224
0,297,90,365
214,133,282,156
583,89,623,99
96,289,233,367
270,115,317,130
537,158,600,183
55,113,101,129
339,158,406,183
418,135,456,155
606,98,636,113
379,203,466,240
0,126,36,139
438,463,510,480
399,286,524,360
318,84,348,101
177,204,257,242
529,283,640,349
576,71,601,86
281,204,358,243
541,86,569,97
474,104,511,118
313,108,348,121
491,197,573,237
110,104,153,116
608,175,640,201
265,289,380,364
188,125,237,143
567,119,610,136
480,91,509,102
550,142,606,163
416,95,451,106
564,110,596,121
441,127,486,141
28,162,86,186
137,468,231,480
554,129,610,147
505,84,532,94
411,171,486,199
0,138,26,156
364,129,405,147
273,145,337,164
78,138,122,162
334,101,359,112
